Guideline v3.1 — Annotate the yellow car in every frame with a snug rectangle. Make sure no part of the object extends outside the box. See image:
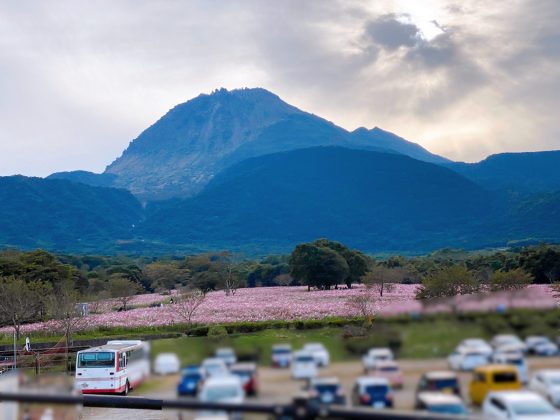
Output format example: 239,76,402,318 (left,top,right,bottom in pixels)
469,364,521,405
